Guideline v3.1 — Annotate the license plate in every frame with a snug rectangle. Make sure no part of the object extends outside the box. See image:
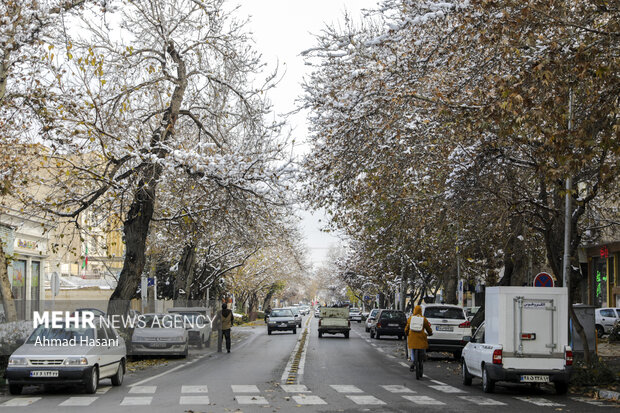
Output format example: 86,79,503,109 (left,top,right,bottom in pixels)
30,370,59,378
279,323,287,327
149,342,167,348
520,375,549,383
436,325,453,331
388,323,399,327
